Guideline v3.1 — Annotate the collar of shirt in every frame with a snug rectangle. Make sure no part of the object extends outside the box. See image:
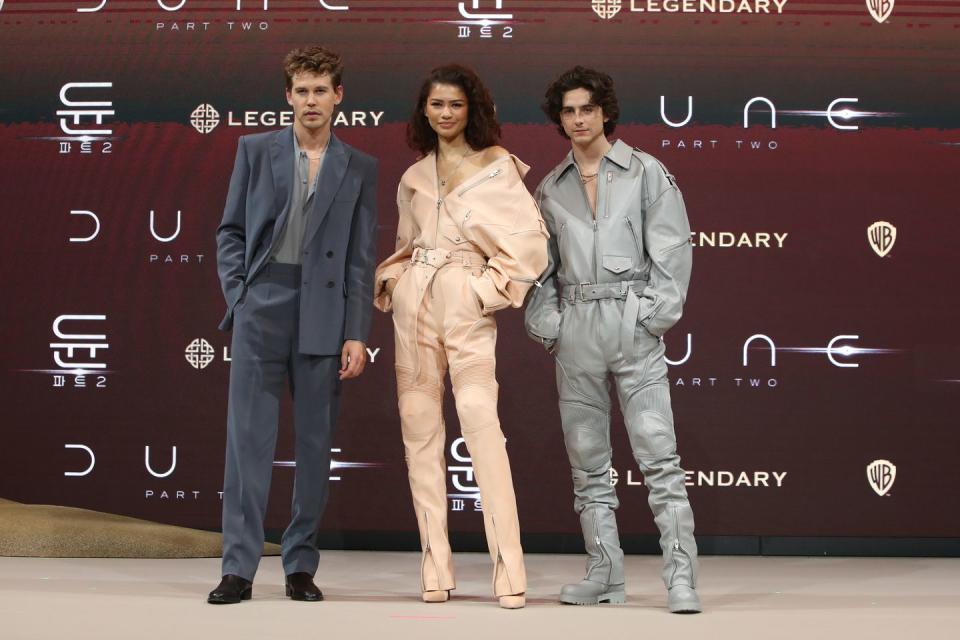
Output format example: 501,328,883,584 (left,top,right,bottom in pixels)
293,128,325,189
554,138,632,183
